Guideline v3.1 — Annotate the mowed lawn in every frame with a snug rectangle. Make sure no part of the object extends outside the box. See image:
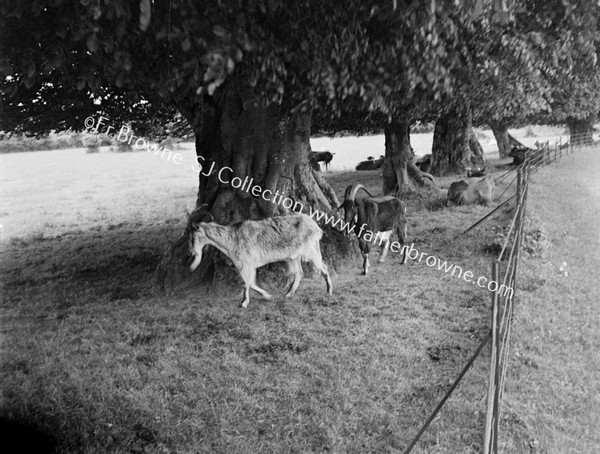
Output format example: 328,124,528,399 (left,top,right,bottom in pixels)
500,147,600,454
0,134,596,453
